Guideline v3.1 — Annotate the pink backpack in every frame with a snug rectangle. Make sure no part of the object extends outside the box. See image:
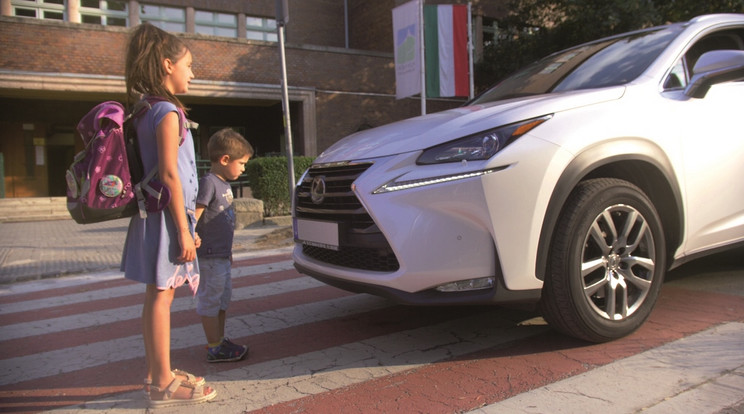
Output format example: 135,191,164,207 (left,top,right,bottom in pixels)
66,98,184,224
